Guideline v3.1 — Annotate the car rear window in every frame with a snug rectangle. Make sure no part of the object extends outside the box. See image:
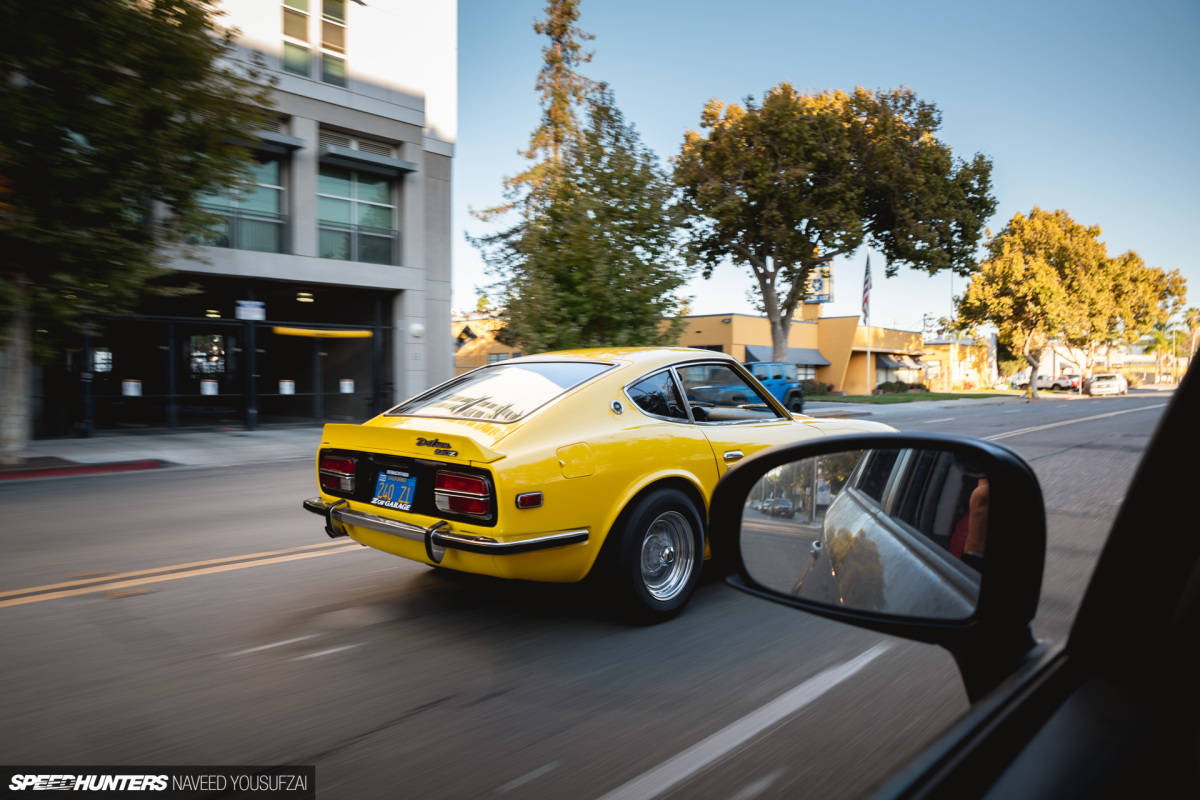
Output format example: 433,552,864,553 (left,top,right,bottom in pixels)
387,361,612,422
1094,375,1116,382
